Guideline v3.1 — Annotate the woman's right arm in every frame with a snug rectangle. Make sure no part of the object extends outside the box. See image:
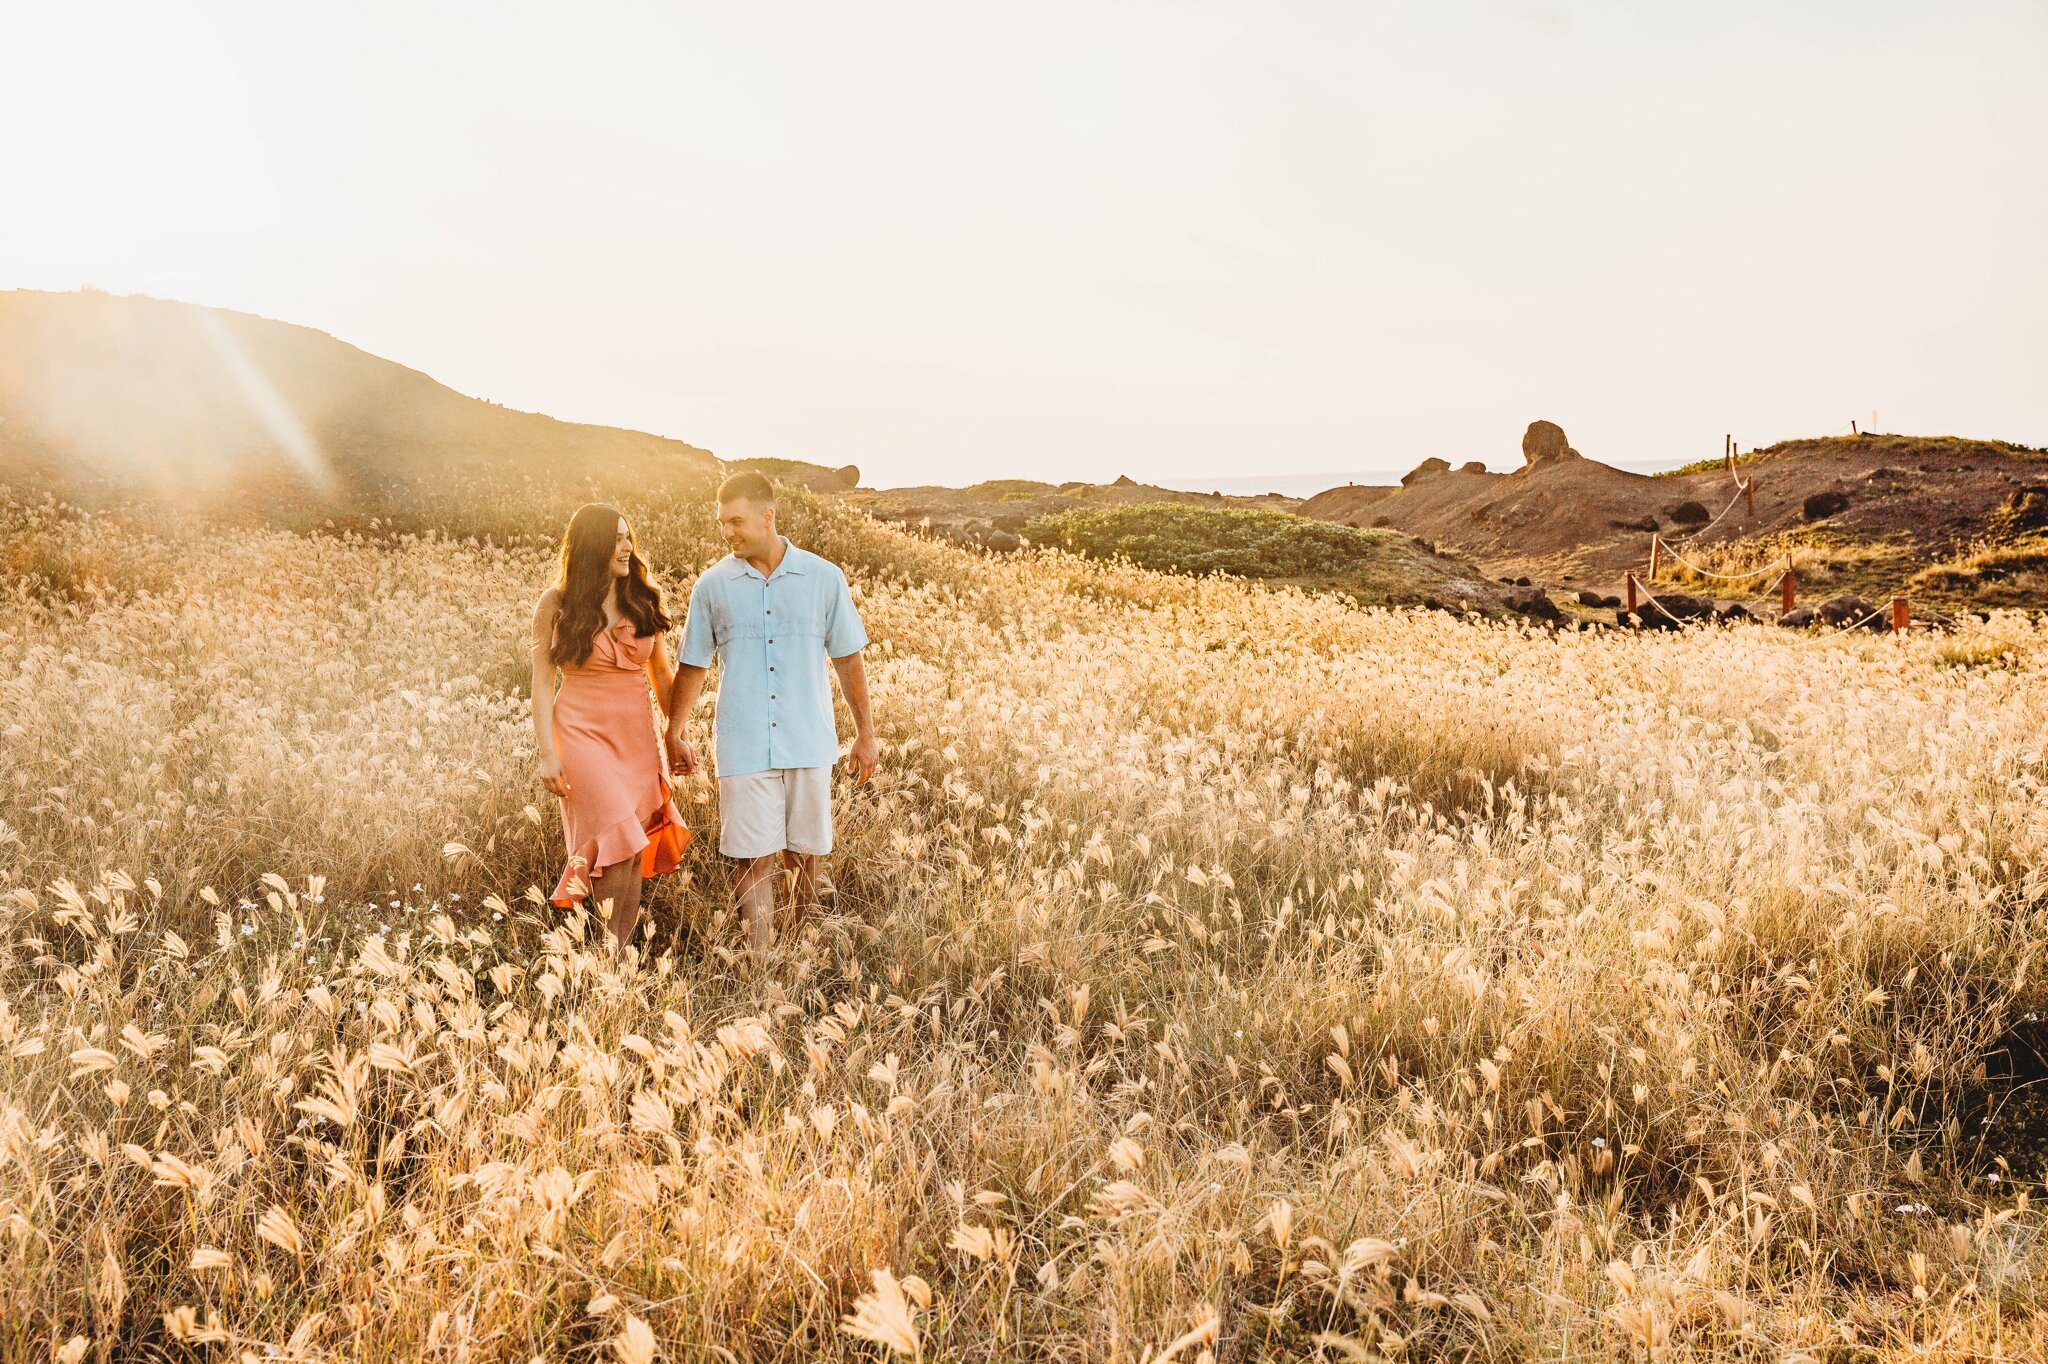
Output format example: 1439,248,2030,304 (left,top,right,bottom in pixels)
531,591,570,798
